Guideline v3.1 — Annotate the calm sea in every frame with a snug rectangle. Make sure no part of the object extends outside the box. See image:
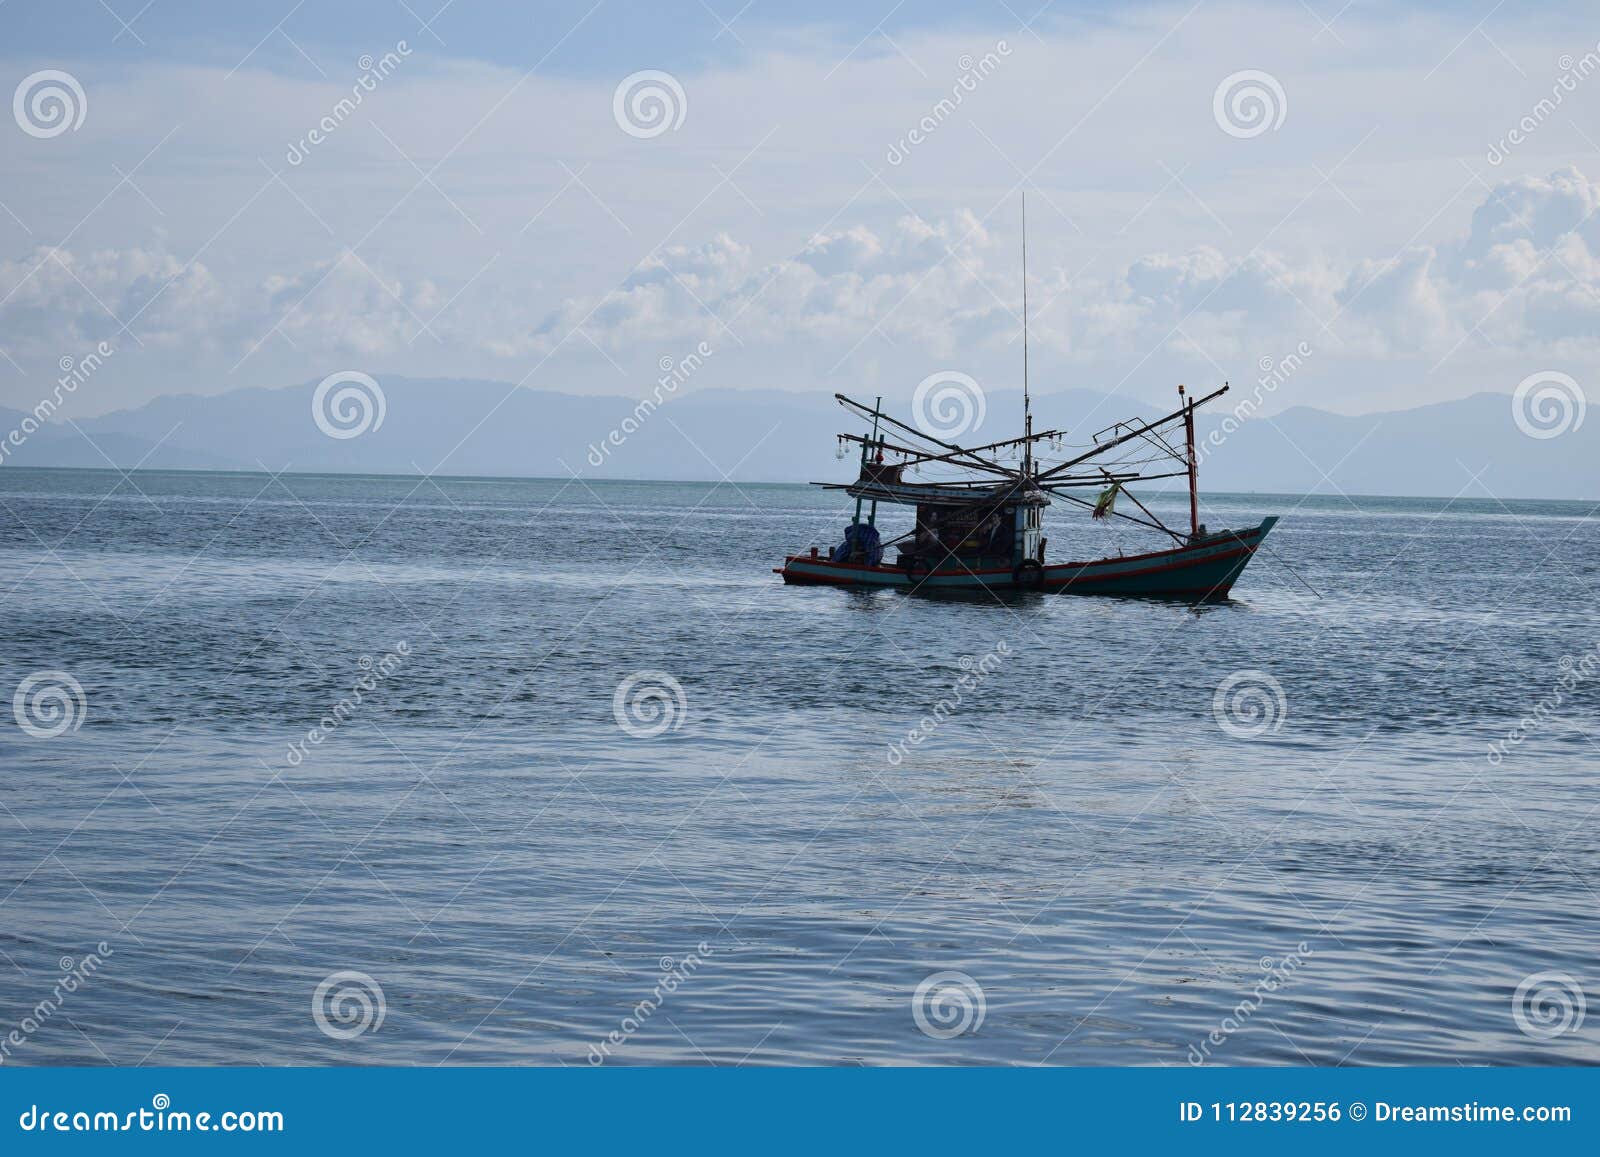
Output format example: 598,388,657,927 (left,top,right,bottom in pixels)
1,468,1596,1066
